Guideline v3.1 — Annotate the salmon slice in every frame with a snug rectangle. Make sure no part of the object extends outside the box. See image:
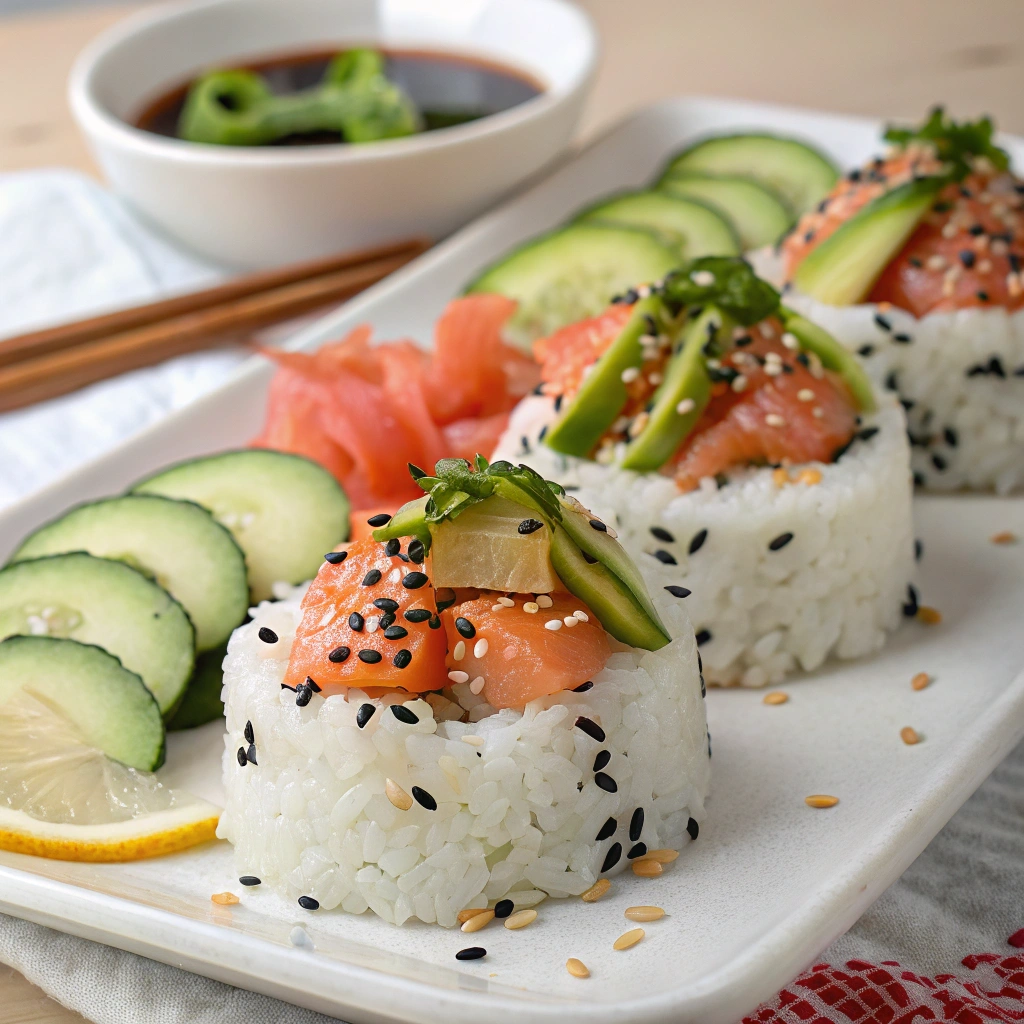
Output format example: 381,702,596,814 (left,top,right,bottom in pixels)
672,326,857,491
442,593,610,710
284,538,447,694
533,304,634,399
